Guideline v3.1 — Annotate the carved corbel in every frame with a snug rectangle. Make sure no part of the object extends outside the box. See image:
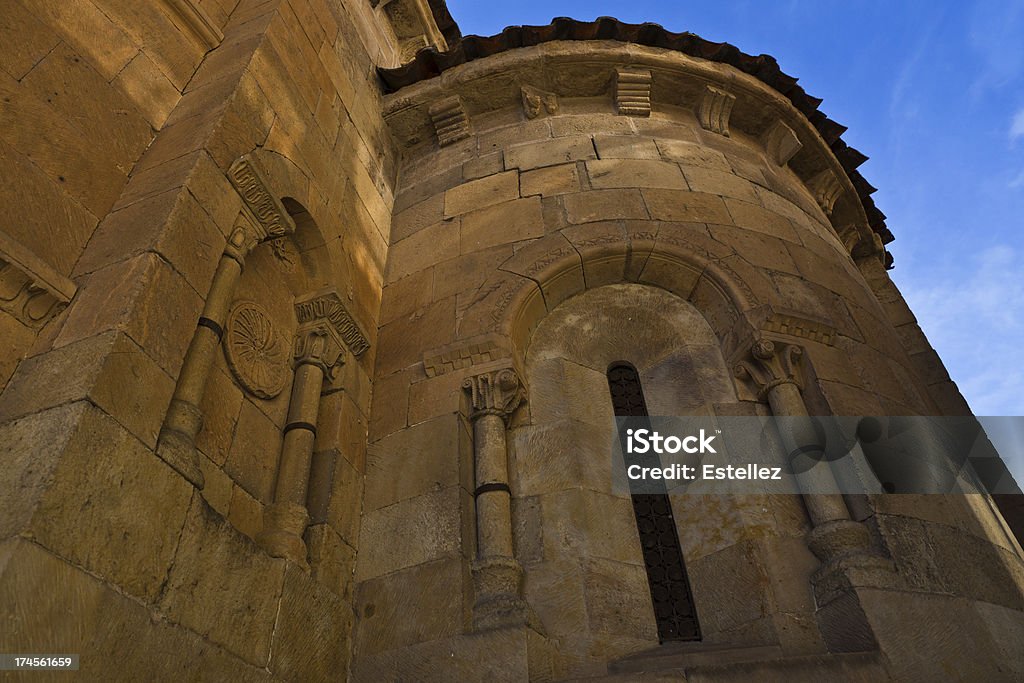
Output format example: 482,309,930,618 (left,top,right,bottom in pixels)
614,68,652,117
428,95,471,147
696,84,736,136
521,85,558,119
0,231,76,329
762,120,802,166
734,339,804,401
807,169,844,216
